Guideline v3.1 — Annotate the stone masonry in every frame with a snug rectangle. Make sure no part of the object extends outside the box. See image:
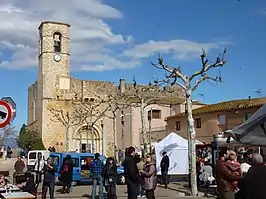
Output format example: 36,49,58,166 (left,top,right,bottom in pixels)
27,21,184,154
